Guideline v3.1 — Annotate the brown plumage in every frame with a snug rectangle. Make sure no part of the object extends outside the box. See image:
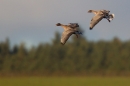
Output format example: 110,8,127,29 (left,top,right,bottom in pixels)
88,10,112,30
56,23,82,45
